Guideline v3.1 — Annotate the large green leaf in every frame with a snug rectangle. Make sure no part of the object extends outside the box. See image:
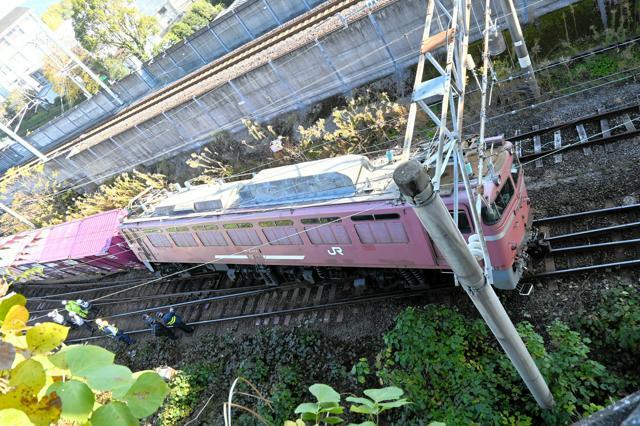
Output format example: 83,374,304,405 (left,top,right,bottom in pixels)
322,416,343,424
10,359,45,393
0,408,34,425
47,380,94,423
363,387,403,403
294,402,319,414
50,345,114,376
90,402,137,426
345,396,374,407
25,323,69,354
309,384,341,404
122,371,168,418
377,398,411,411
349,404,376,415
2,305,29,332
85,364,134,396
0,293,26,321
